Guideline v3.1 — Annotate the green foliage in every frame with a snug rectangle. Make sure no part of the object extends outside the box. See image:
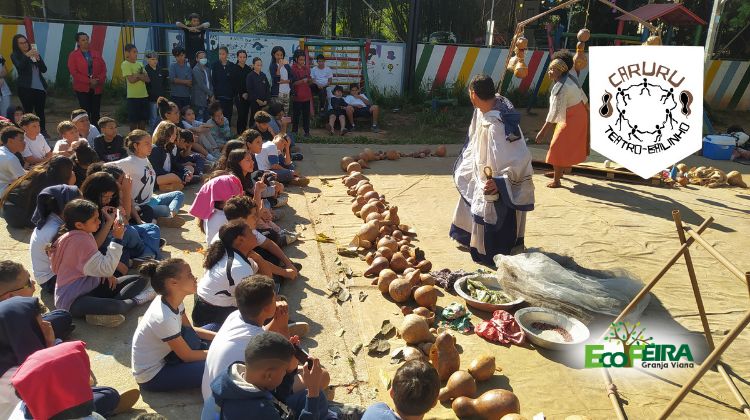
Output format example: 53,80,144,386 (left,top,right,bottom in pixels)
727,0,750,32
